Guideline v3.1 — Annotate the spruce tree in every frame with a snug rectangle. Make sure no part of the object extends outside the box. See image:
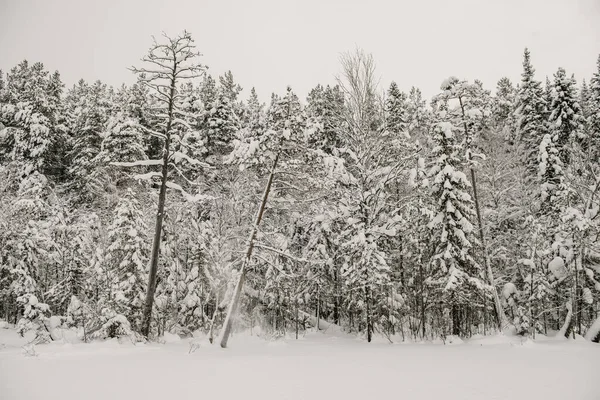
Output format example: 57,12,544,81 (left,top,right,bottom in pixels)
105,190,149,327
548,68,584,164
537,133,566,215
385,81,408,137
514,48,546,174
427,122,485,336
